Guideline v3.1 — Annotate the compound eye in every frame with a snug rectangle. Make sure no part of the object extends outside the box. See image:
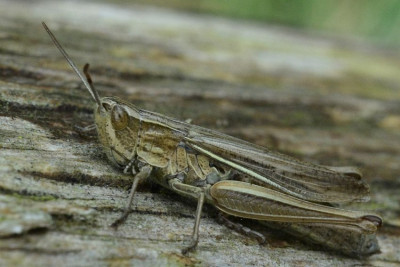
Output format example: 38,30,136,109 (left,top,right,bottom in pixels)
111,105,129,130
